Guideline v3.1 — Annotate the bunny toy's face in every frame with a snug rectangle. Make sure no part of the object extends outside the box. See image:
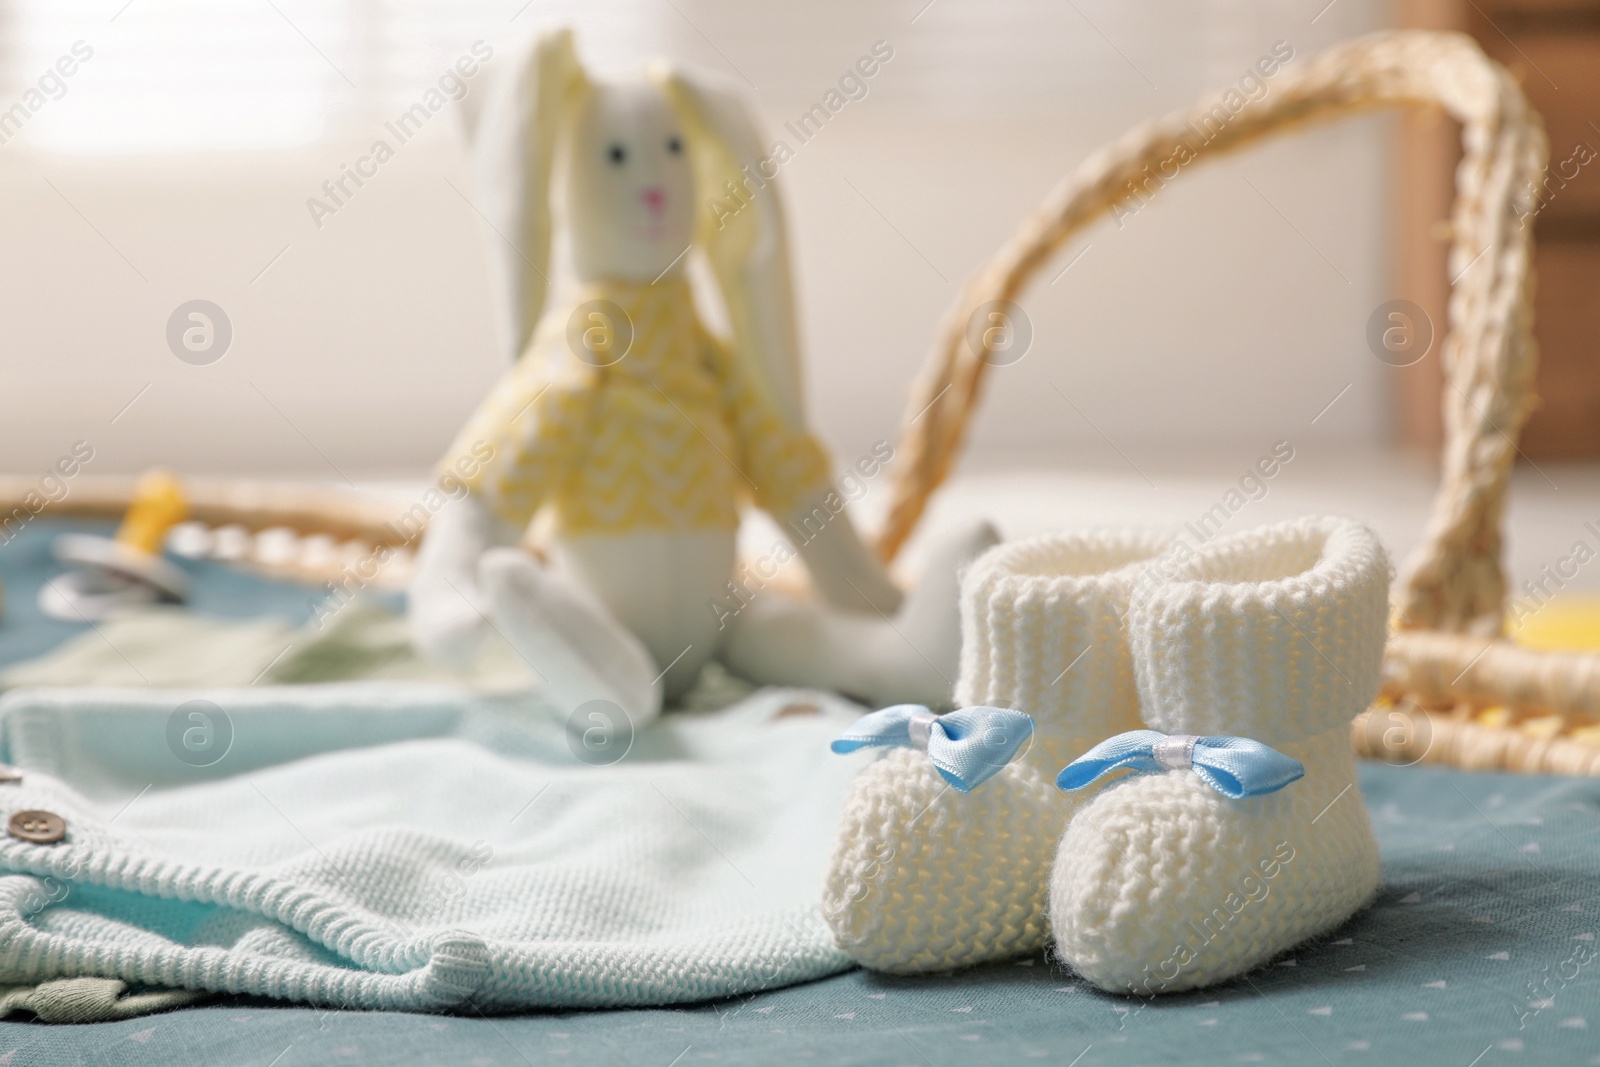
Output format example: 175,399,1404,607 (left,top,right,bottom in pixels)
566,81,697,284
